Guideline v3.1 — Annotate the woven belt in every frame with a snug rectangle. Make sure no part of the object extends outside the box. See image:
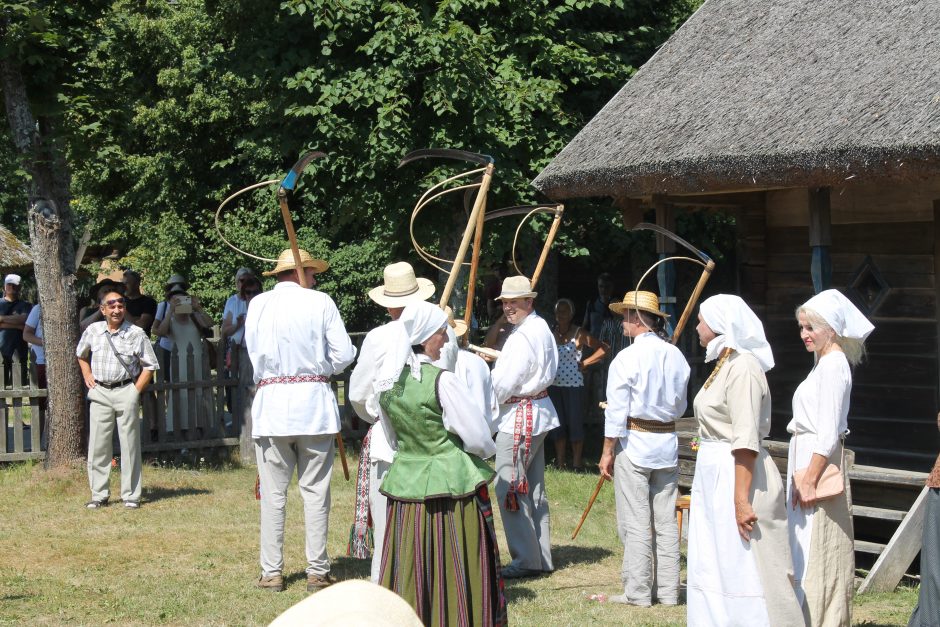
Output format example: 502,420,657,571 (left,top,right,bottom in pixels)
95,378,133,389
627,417,676,434
257,374,330,388
506,389,548,404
